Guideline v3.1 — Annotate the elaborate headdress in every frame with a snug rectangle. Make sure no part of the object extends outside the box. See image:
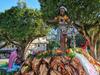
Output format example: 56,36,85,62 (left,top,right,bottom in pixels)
59,6,67,12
